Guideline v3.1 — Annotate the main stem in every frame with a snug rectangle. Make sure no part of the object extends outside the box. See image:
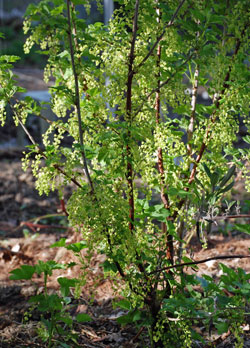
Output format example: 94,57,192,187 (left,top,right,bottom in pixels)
66,0,94,194
126,0,139,232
